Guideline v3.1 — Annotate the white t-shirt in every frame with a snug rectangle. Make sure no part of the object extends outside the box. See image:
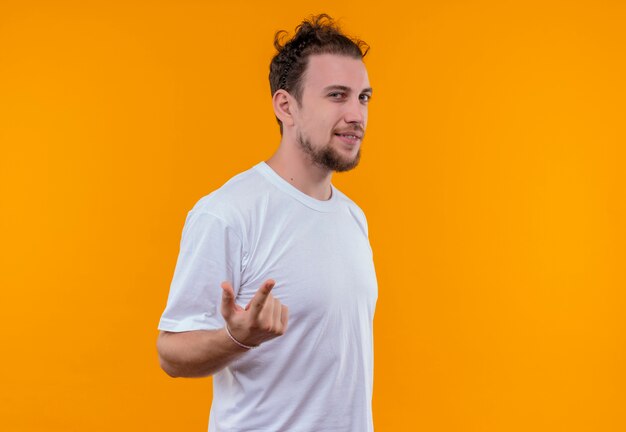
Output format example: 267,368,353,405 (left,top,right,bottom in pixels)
159,161,378,432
